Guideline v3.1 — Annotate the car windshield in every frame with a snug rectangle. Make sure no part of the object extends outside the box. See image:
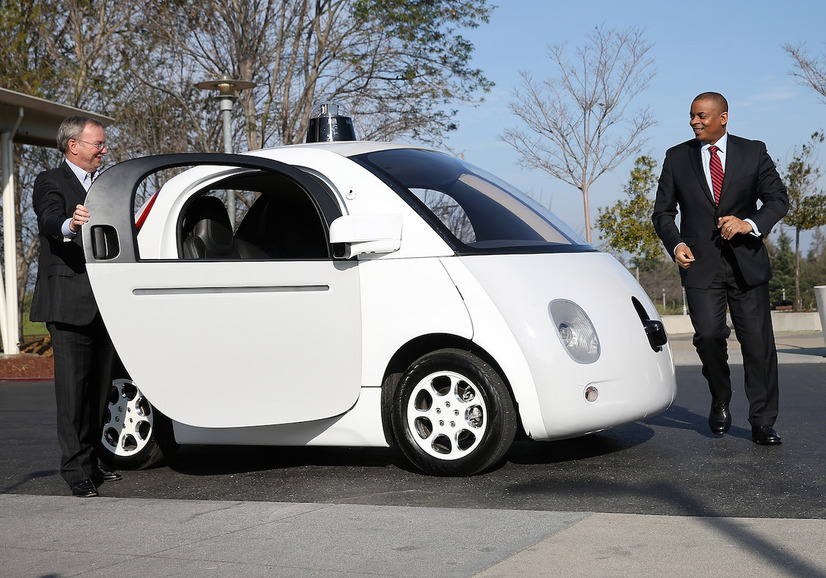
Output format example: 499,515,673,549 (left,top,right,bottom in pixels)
351,148,592,254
